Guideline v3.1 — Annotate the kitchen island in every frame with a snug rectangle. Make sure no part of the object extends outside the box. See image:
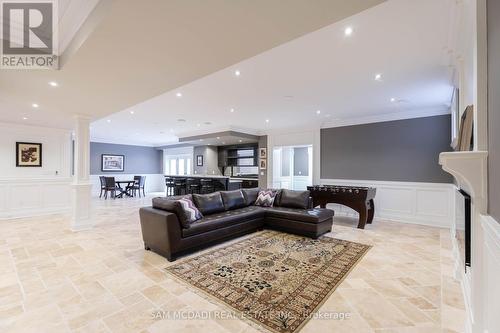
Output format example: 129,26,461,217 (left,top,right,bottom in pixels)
164,175,258,192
